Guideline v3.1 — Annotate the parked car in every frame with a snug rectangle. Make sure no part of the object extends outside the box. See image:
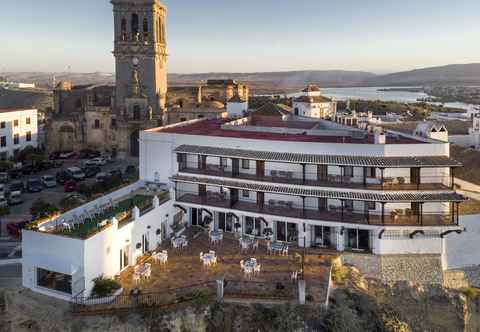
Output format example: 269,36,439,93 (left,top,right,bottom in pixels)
56,170,71,184
0,196,8,208
0,172,9,183
96,172,108,183
9,180,24,194
59,151,76,159
7,169,21,179
66,167,85,181
41,175,57,188
21,164,36,175
84,166,101,178
7,190,23,205
6,220,29,238
64,180,77,192
84,157,105,167
26,178,43,193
